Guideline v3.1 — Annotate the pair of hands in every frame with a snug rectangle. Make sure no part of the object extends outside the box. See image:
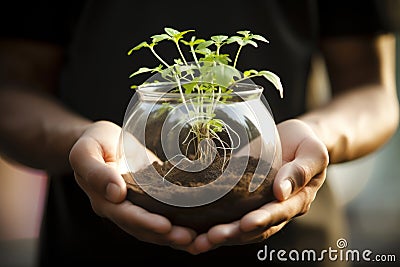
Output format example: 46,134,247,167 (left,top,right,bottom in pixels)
69,119,329,254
